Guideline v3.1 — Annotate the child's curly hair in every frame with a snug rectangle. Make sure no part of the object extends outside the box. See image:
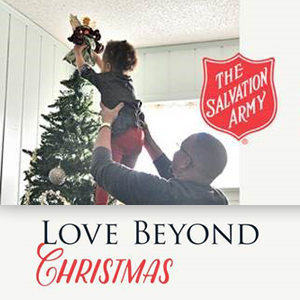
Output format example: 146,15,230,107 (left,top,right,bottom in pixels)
103,40,138,72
